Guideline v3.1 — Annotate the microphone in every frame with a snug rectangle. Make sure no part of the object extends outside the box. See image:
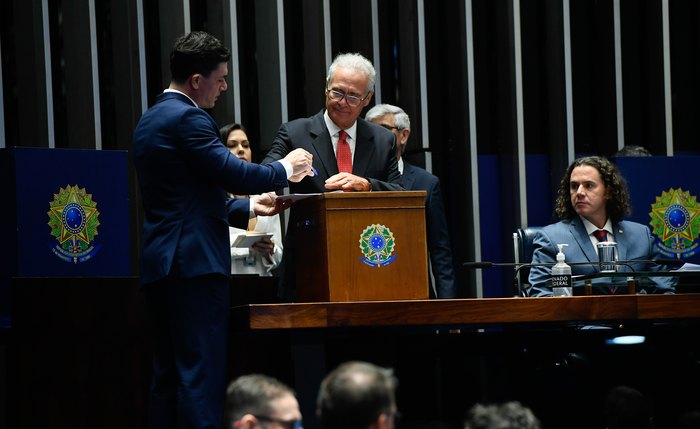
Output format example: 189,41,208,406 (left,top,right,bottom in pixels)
462,259,685,270
460,261,496,269
644,258,685,266
462,259,685,297
461,261,558,297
